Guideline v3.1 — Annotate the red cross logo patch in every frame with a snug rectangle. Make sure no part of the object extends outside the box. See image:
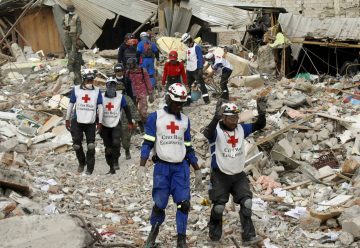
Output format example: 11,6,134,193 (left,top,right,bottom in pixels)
166,121,179,134
227,136,238,148
105,102,114,111
82,94,91,103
